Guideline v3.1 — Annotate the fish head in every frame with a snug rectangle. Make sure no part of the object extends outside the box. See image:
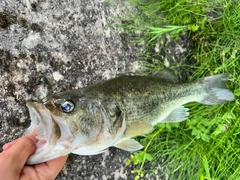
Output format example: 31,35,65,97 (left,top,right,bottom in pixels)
25,91,126,164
